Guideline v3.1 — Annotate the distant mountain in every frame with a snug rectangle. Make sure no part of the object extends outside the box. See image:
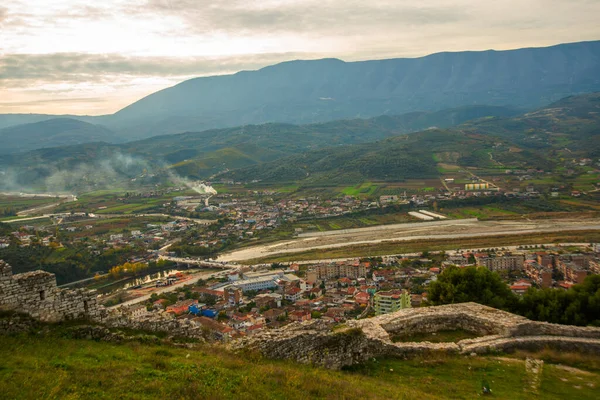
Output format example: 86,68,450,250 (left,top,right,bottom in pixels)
1,93,599,190
102,41,600,138
0,118,119,155
0,41,599,140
